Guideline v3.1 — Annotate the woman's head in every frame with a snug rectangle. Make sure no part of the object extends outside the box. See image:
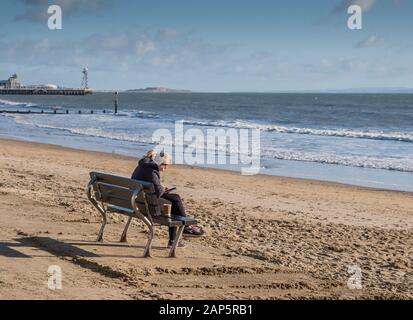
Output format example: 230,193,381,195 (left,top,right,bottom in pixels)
155,151,172,172
143,150,172,171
